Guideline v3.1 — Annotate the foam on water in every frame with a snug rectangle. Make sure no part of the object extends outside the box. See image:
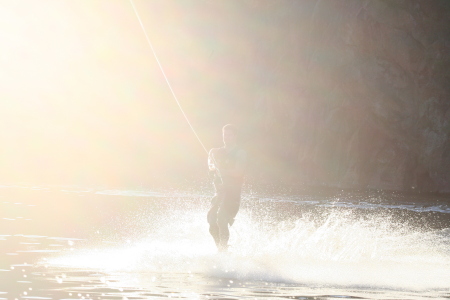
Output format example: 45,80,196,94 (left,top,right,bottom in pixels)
45,198,450,292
